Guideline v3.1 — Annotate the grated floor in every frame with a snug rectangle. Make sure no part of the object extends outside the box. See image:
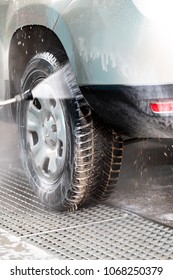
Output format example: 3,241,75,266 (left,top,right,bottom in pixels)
0,165,173,259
